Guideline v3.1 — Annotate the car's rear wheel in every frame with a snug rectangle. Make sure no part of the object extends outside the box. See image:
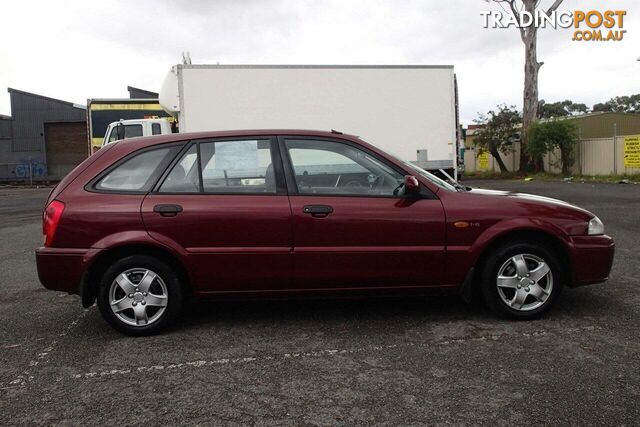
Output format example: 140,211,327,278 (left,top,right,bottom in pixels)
97,255,182,335
481,242,562,319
